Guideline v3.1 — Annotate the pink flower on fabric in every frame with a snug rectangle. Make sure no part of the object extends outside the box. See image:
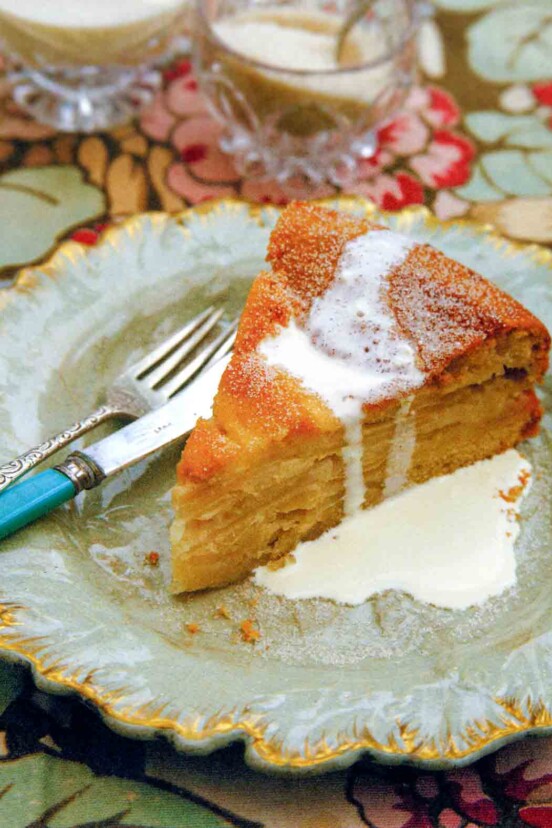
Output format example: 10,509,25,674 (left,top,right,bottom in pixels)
166,163,236,203
355,86,475,212
351,172,424,211
410,131,474,188
171,117,240,183
491,738,552,804
349,762,505,828
423,86,461,128
445,768,499,825
351,774,433,828
376,112,429,156
140,64,474,210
